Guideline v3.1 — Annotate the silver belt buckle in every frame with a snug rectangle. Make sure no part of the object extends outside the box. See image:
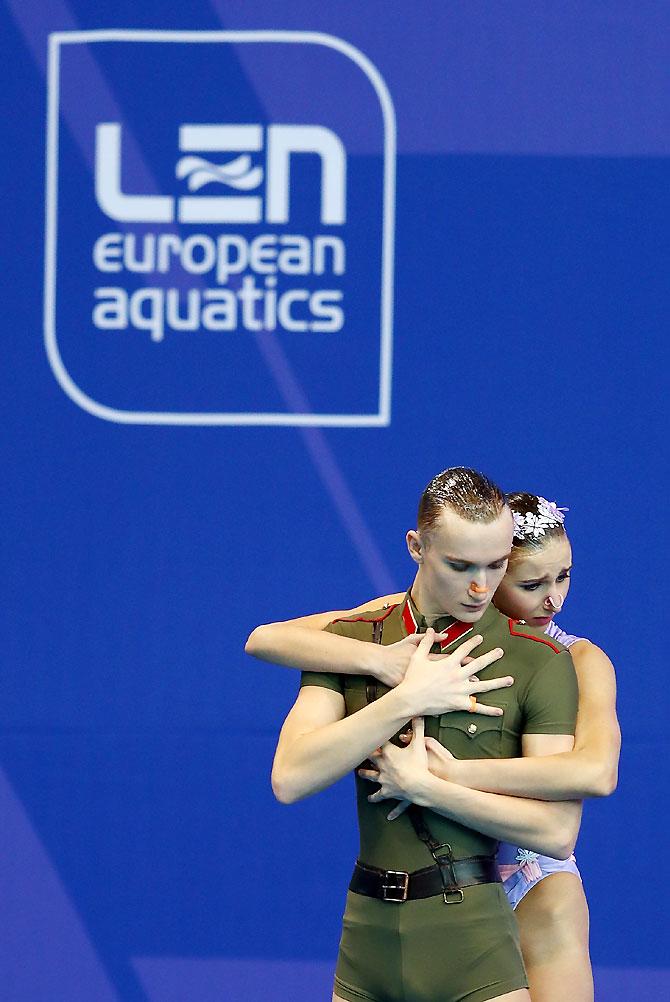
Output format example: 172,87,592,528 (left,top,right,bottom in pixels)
381,869,409,902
